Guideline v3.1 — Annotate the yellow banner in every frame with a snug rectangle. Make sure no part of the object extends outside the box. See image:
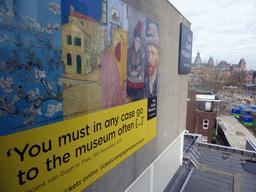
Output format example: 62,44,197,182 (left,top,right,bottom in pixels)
0,99,156,192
